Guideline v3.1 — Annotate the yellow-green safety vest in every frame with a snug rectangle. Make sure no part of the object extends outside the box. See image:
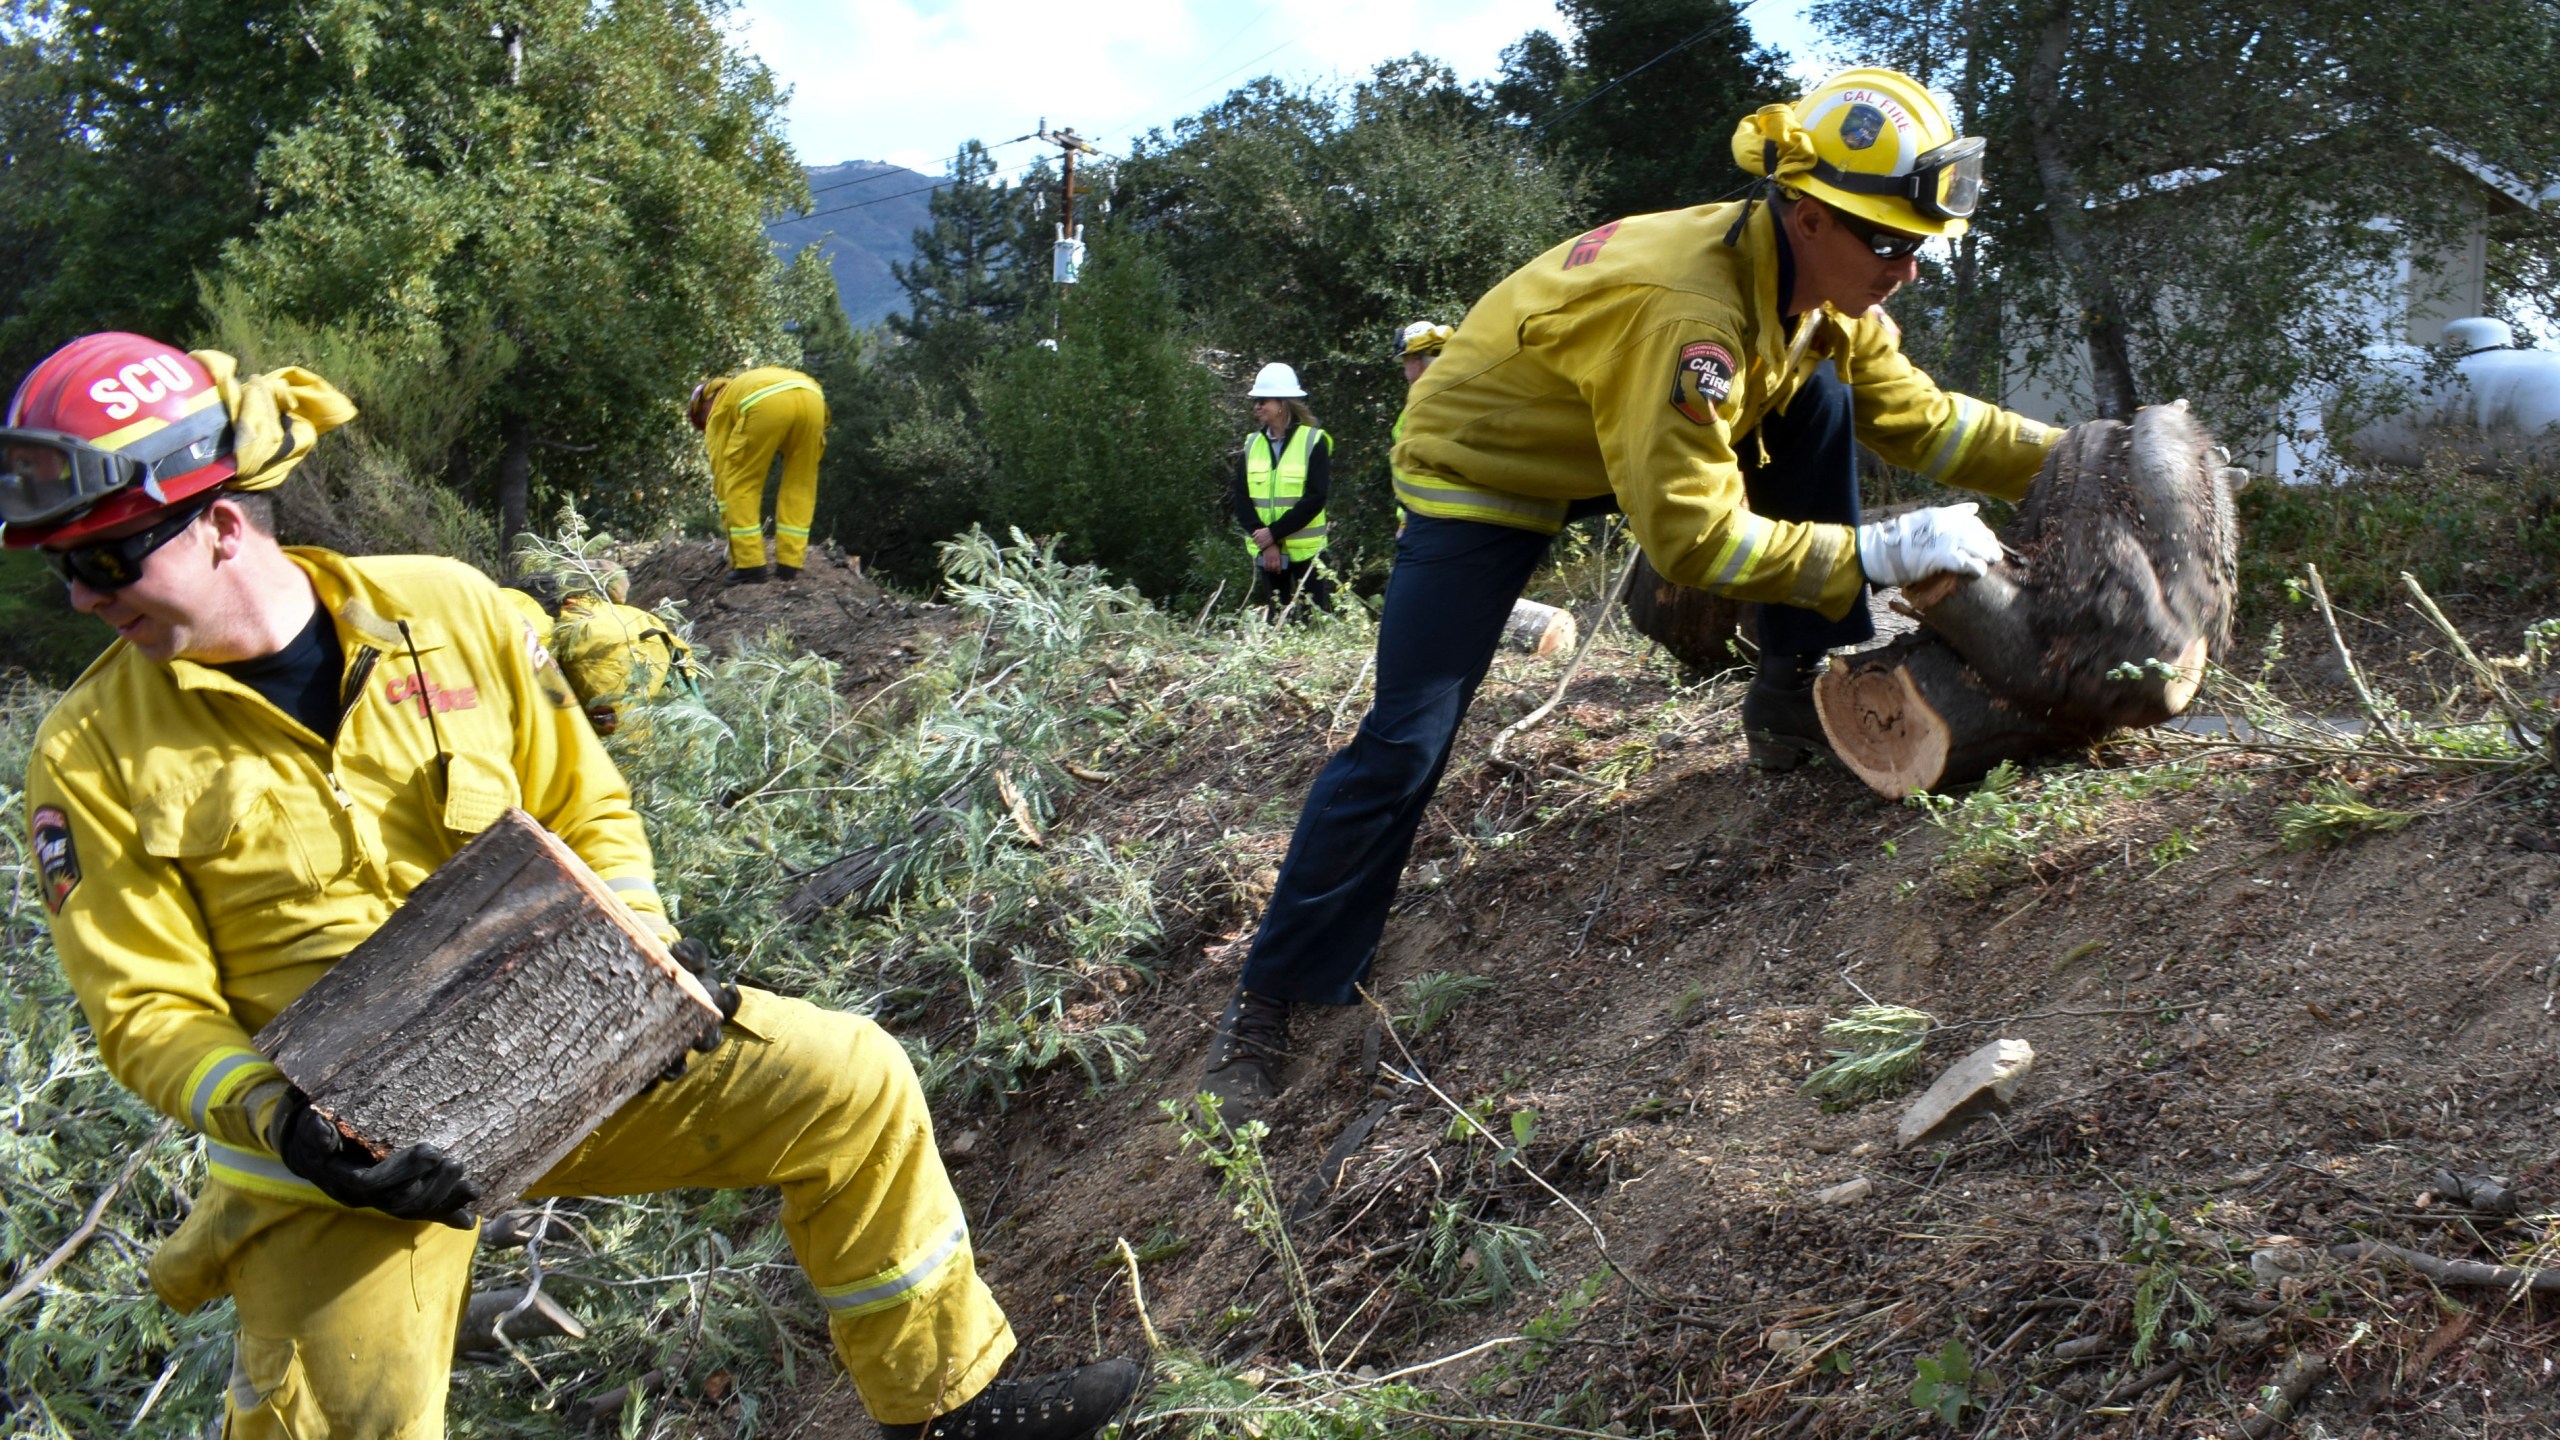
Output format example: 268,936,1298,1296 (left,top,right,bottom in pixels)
1243,425,1329,562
